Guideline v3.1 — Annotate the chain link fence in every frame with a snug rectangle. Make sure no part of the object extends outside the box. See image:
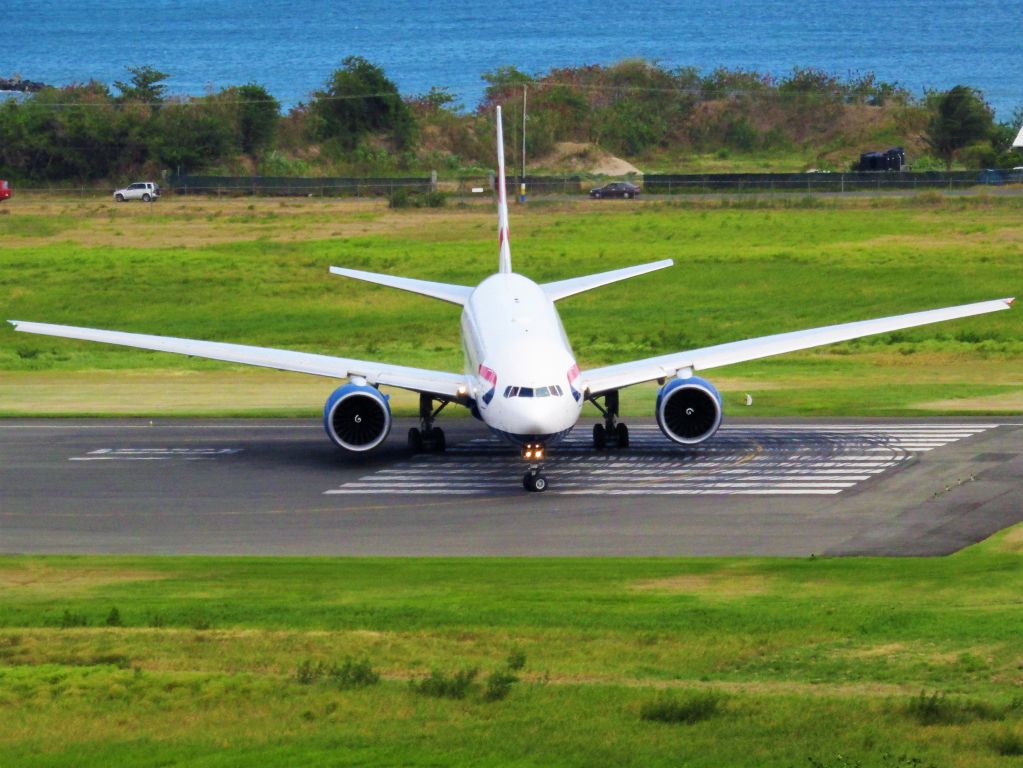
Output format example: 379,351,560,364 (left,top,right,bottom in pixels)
8,170,1021,199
